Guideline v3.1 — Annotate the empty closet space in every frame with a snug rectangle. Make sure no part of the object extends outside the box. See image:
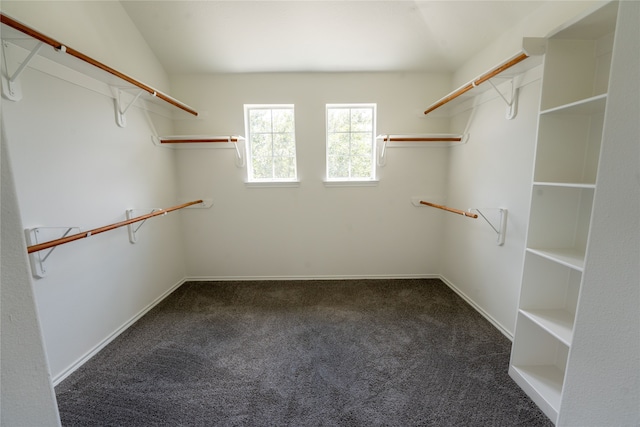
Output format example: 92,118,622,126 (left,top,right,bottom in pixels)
1,1,637,426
